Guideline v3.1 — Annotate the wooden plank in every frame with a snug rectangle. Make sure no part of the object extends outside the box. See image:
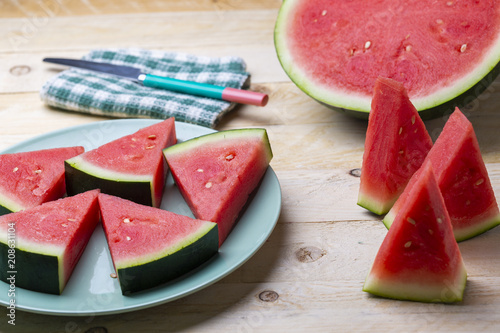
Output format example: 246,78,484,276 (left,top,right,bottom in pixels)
1,0,282,18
